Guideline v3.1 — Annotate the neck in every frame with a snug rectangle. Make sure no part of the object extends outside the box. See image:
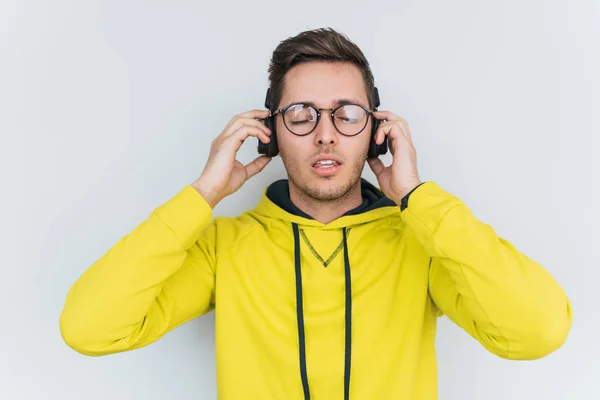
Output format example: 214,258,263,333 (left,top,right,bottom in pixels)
289,179,363,224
